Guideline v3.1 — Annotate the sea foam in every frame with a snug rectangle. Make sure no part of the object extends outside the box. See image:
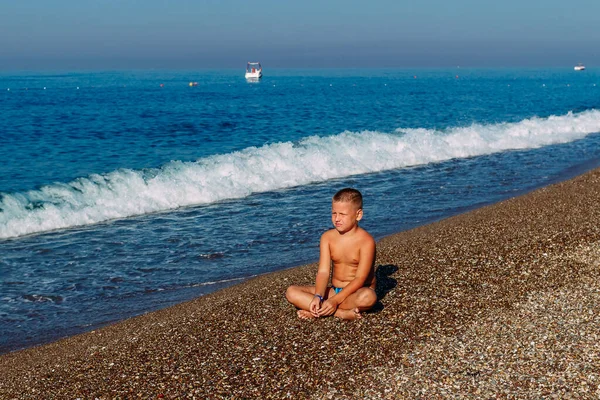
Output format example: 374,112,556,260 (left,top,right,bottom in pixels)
1,110,599,239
